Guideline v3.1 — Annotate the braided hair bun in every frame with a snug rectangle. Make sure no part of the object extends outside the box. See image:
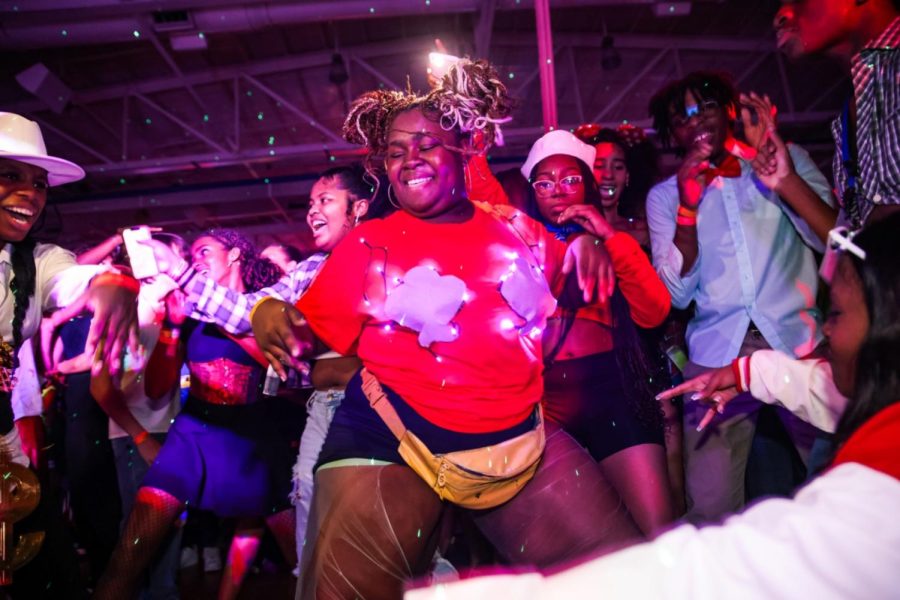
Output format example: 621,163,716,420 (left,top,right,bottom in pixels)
342,57,514,162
